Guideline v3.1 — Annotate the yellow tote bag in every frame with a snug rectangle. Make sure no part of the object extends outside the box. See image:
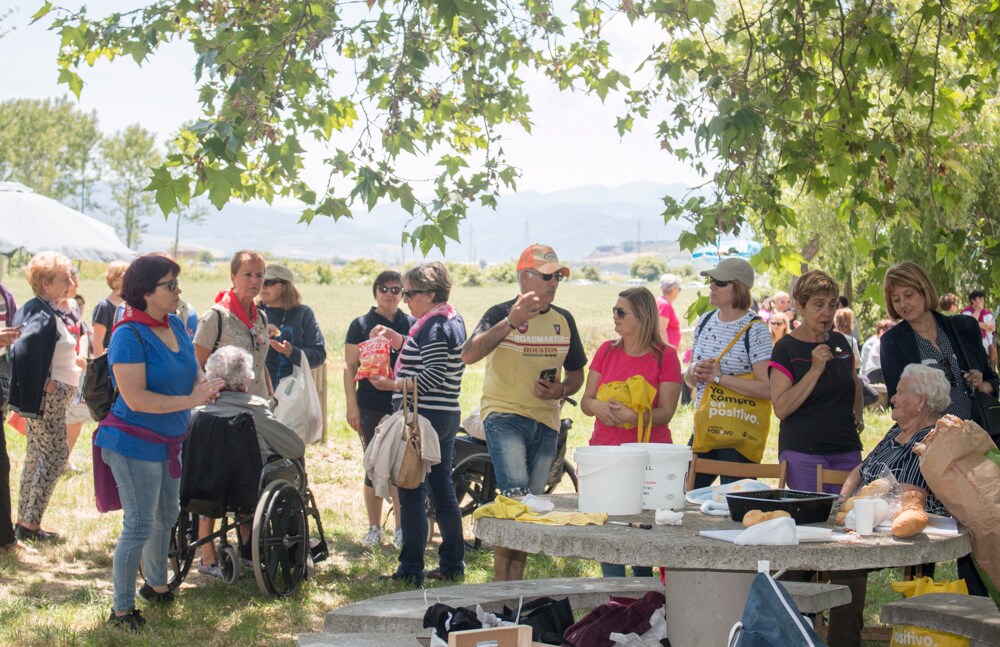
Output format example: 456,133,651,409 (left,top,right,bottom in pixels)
888,577,970,647
691,320,771,463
